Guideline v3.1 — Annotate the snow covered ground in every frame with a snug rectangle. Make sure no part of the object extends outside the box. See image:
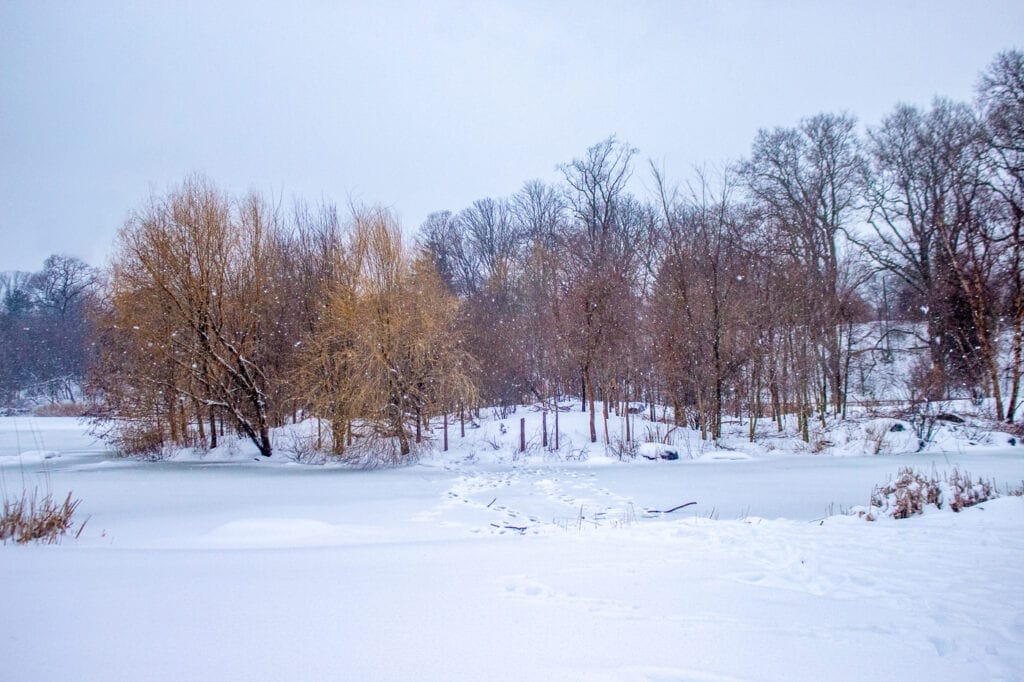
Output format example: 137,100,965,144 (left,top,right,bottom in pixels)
2,411,1024,681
